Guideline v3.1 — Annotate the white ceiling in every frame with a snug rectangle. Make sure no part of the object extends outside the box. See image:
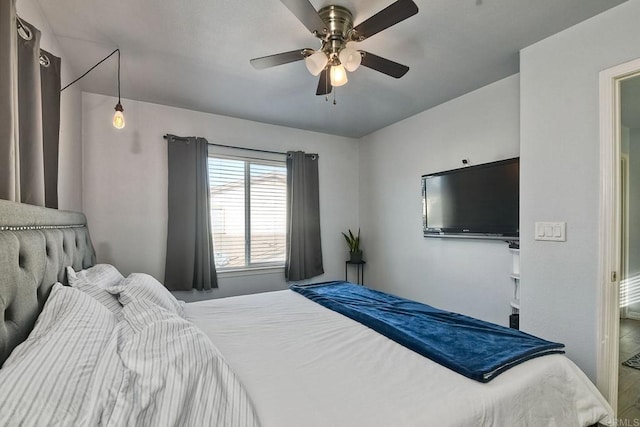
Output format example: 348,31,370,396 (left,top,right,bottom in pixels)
36,0,628,138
